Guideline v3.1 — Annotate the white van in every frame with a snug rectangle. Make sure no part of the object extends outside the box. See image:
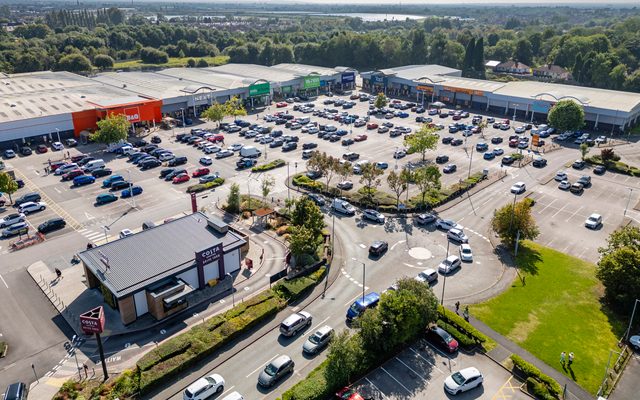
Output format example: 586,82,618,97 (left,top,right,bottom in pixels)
239,146,261,158
220,392,244,400
331,198,356,216
83,159,105,172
